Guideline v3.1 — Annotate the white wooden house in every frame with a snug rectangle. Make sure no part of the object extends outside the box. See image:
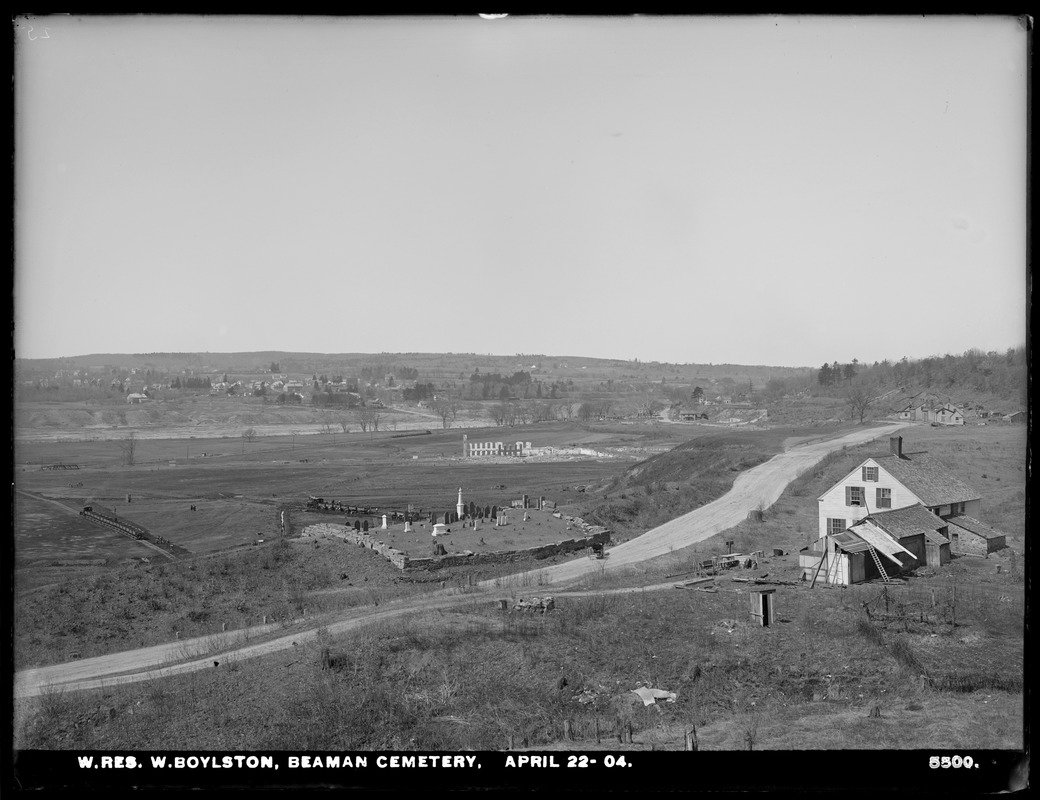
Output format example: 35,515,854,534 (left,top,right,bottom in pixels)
808,436,1008,583
817,436,980,541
